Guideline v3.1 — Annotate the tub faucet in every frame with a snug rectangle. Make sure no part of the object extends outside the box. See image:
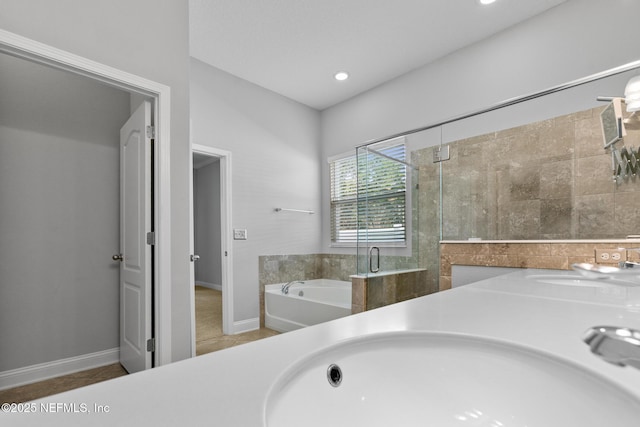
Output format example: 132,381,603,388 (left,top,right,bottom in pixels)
583,326,640,370
281,281,304,295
